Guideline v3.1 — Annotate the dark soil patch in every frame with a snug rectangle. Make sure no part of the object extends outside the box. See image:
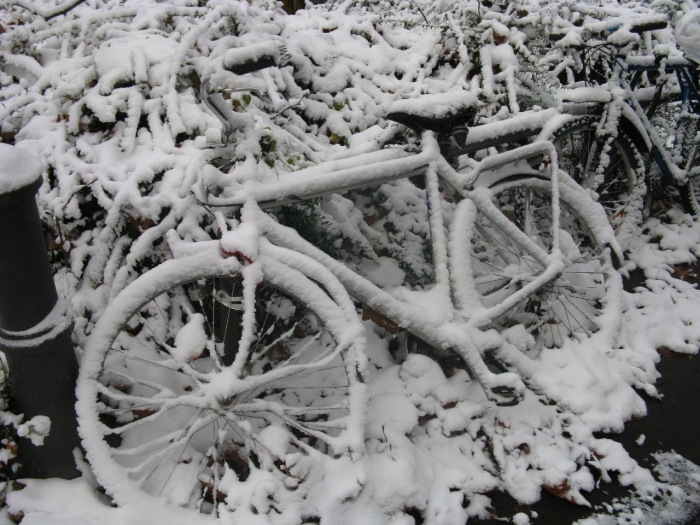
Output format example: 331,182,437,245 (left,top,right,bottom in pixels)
475,265,700,524
475,350,700,525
